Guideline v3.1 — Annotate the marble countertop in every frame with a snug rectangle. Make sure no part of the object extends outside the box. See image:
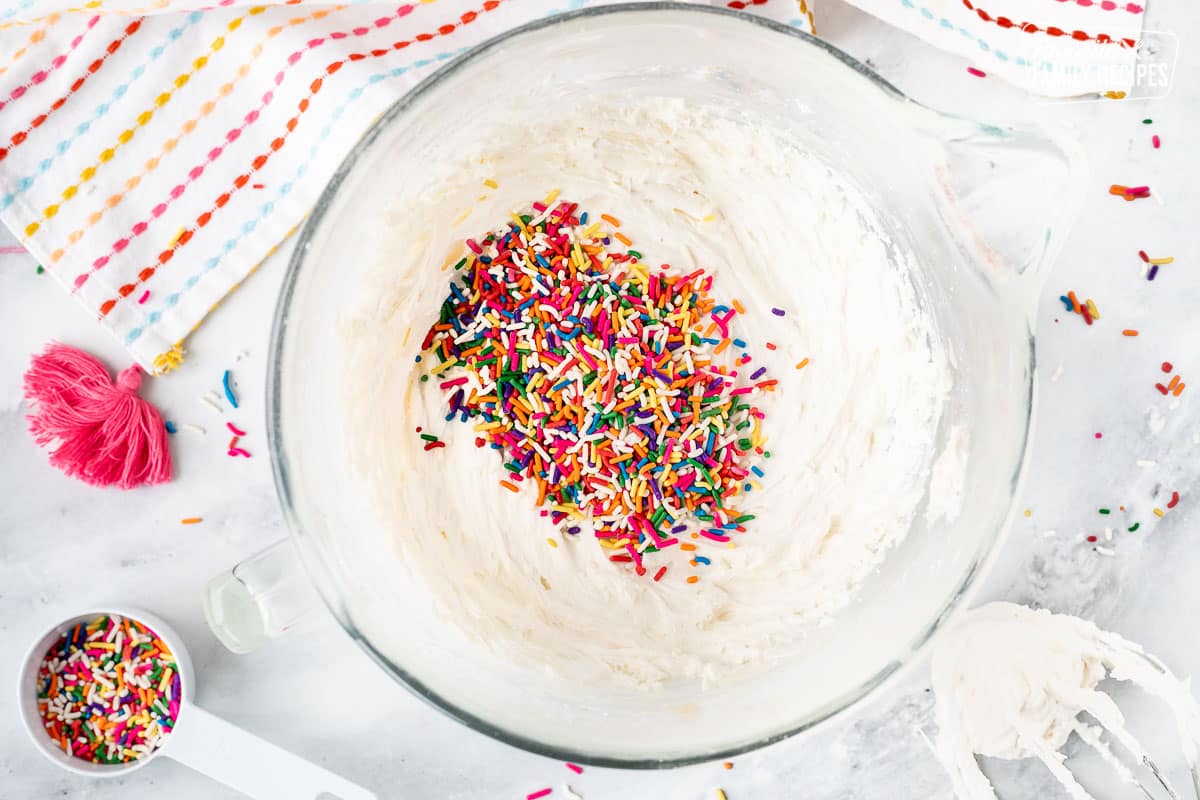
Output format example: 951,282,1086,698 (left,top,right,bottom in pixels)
2,3,1198,798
